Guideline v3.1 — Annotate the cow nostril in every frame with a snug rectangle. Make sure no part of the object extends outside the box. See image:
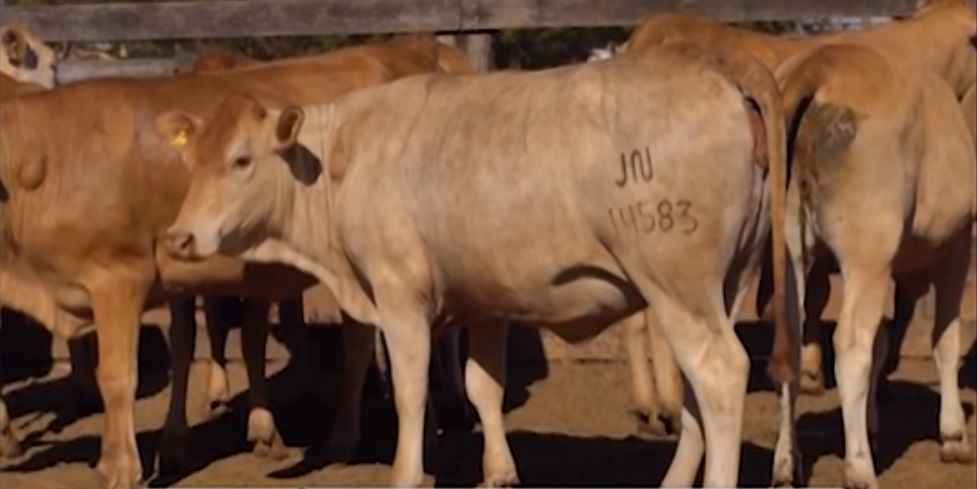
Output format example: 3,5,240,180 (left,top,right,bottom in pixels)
166,230,195,256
